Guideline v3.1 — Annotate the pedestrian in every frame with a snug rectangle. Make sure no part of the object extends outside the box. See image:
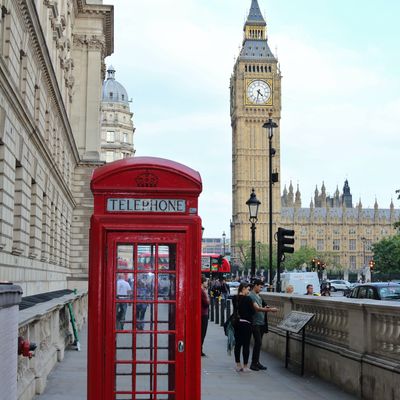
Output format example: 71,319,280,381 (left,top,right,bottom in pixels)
305,284,314,295
233,282,254,372
320,281,331,296
285,285,294,294
201,275,210,356
220,277,230,303
116,273,132,330
249,279,278,371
